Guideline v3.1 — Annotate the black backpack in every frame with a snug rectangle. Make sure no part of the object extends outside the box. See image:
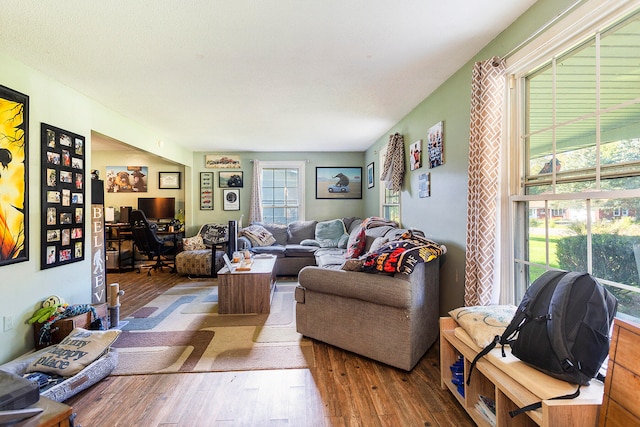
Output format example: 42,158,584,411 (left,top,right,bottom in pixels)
468,270,618,415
